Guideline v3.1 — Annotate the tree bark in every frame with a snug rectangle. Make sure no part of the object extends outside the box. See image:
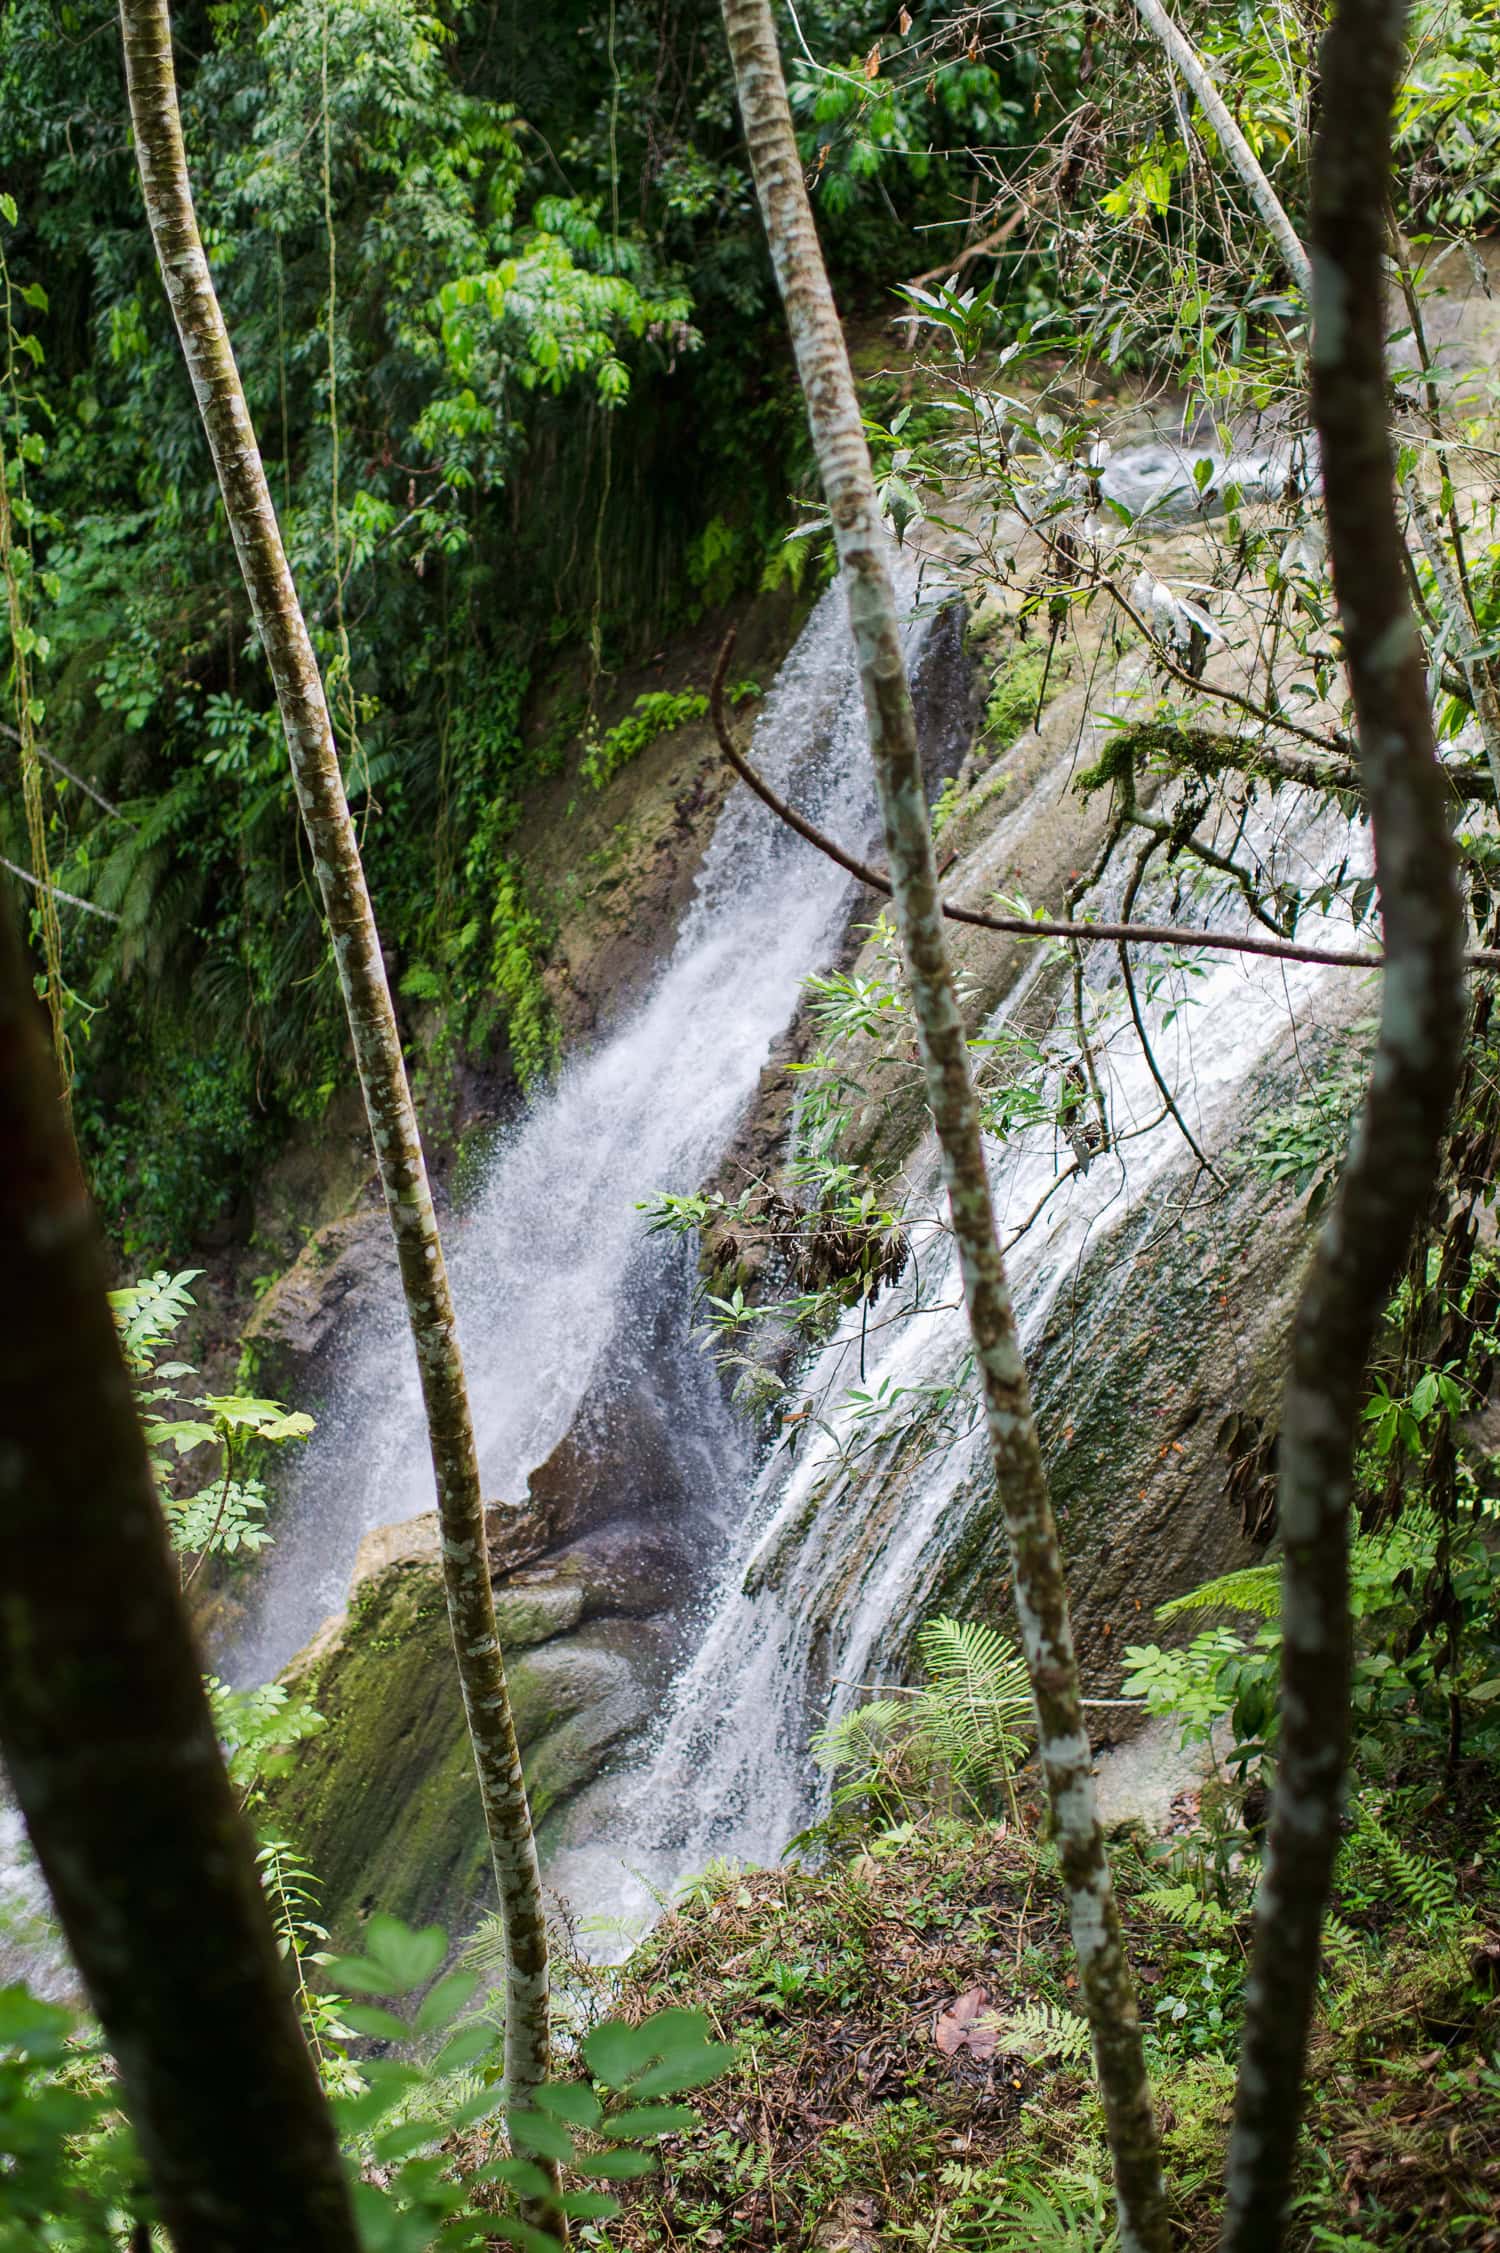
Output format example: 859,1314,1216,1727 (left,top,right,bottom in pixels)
116,0,552,2111
0,887,360,2253
1221,4,1466,2245
717,8,1168,2248
1127,0,1312,295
